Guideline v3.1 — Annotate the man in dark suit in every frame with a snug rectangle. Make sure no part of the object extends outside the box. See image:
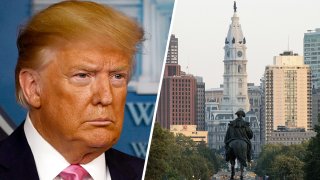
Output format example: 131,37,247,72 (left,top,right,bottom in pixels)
0,1,144,179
